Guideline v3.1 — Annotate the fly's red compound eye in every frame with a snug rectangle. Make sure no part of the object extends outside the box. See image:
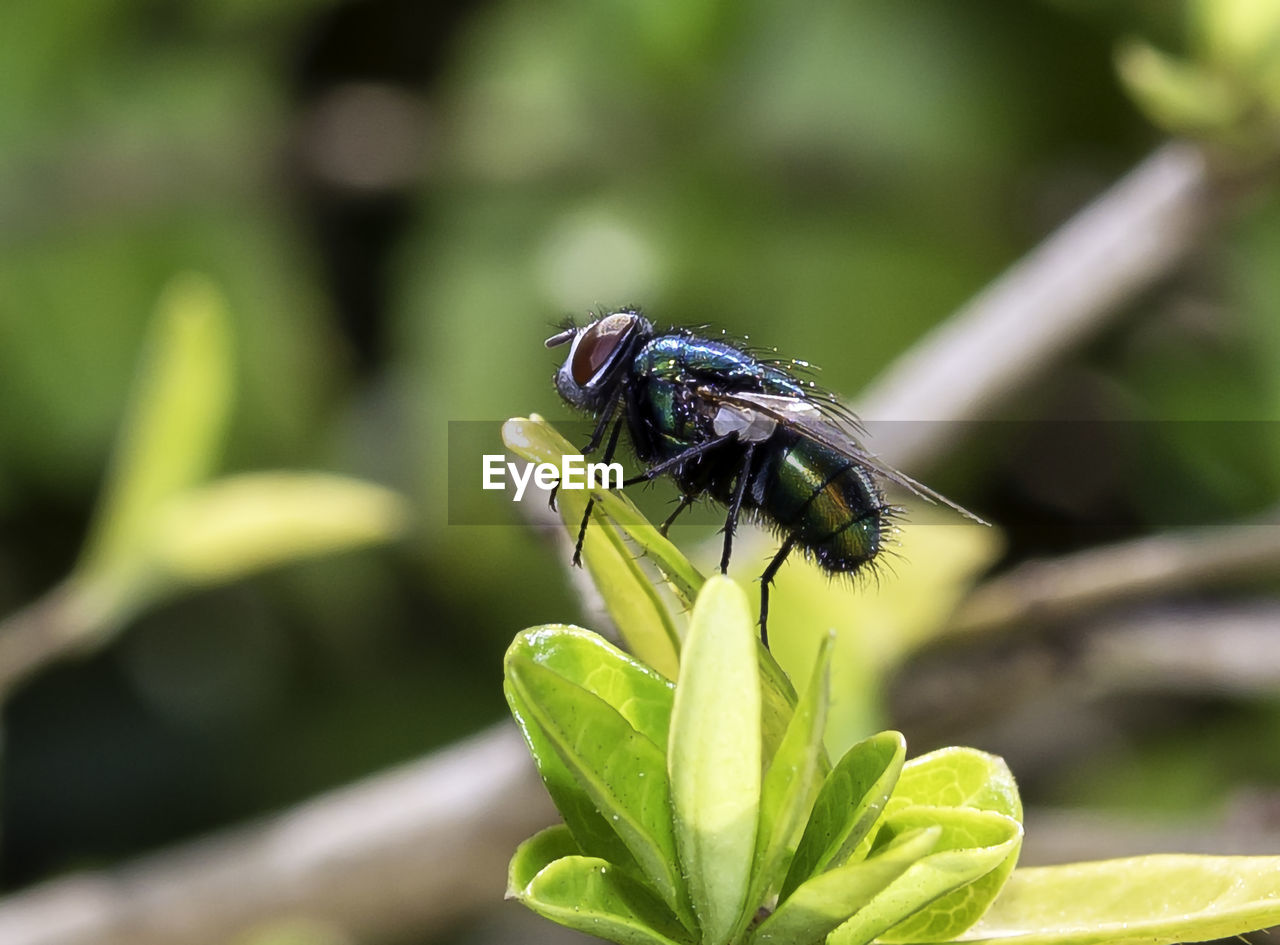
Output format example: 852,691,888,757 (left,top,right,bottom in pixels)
571,314,635,386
